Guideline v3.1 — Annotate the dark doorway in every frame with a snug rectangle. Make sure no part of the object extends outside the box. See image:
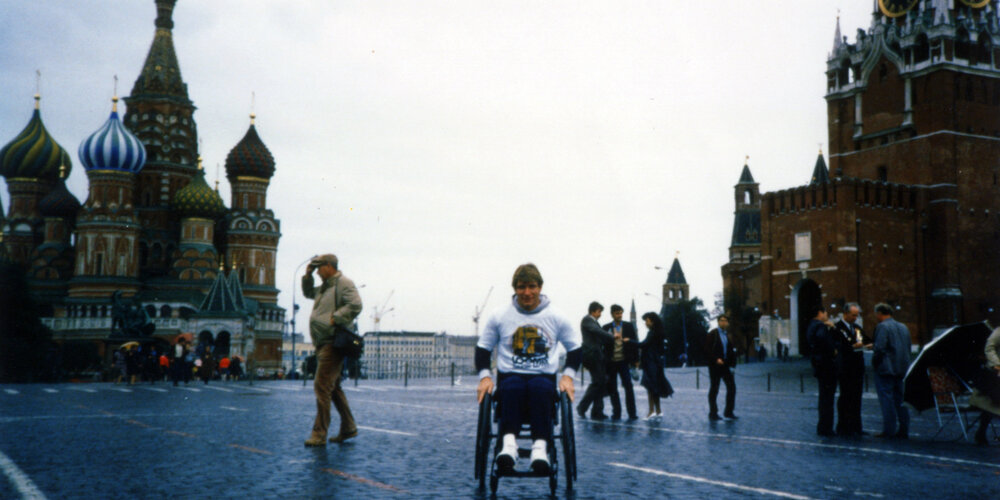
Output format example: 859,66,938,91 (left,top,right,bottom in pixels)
791,279,822,356
215,331,231,357
198,330,214,355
